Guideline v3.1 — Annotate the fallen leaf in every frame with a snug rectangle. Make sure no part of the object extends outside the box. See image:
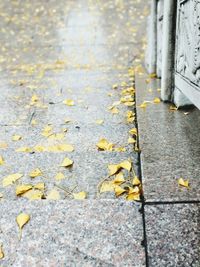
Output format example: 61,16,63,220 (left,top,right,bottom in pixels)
3,173,23,187
114,185,126,196
139,102,147,108
112,84,118,89
100,181,115,193
132,176,141,186
64,119,71,123
0,156,5,165
55,172,65,180
73,191,87,199
113,172,125,185
29,168,43,178
128,137,136,144
16,147,32,152
126,192,140,201
41,125,53,137
129,128,137,135
95,119,104,125
60,157,73,167
178,178,189,188
169,105,178,111
120,160,132,171
22,189,43,200
16,213,30,239
46,189,60,200
12,135,22,141
153,97,161,104
108,164,120,176
0,244,4,259
96,138,114,151
63,99,74,106
16,185,33,196
109,106,119,114
0,143,8,149
34,182,45,191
